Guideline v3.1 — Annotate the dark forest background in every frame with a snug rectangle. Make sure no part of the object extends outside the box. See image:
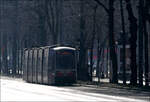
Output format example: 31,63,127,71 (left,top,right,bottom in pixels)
0,0,150,87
